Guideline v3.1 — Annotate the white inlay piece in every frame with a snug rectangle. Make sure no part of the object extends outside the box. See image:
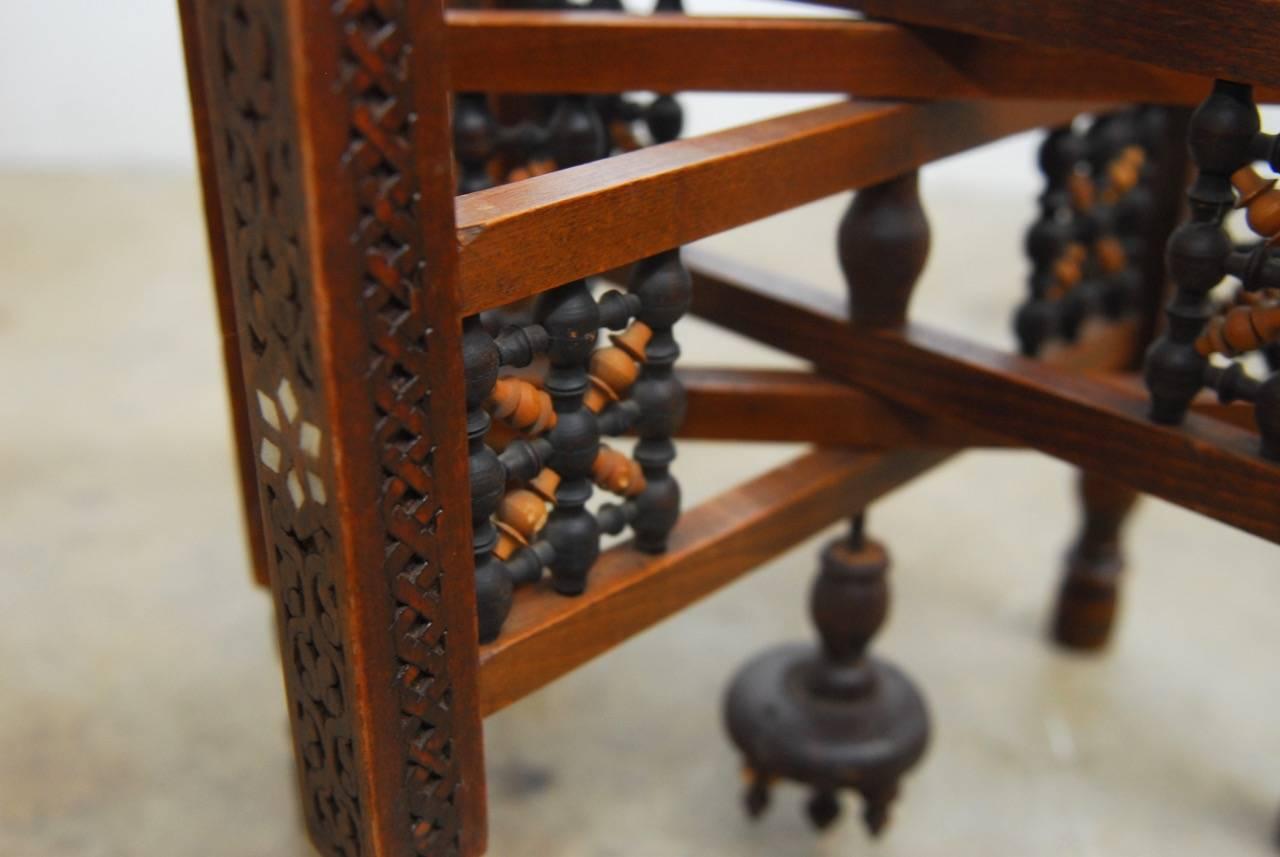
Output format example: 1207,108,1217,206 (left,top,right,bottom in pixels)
257,390,281,430
299,421,322,459
260,438,282,473
307,472,327,505
277,377,299,424
287,471,306,508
